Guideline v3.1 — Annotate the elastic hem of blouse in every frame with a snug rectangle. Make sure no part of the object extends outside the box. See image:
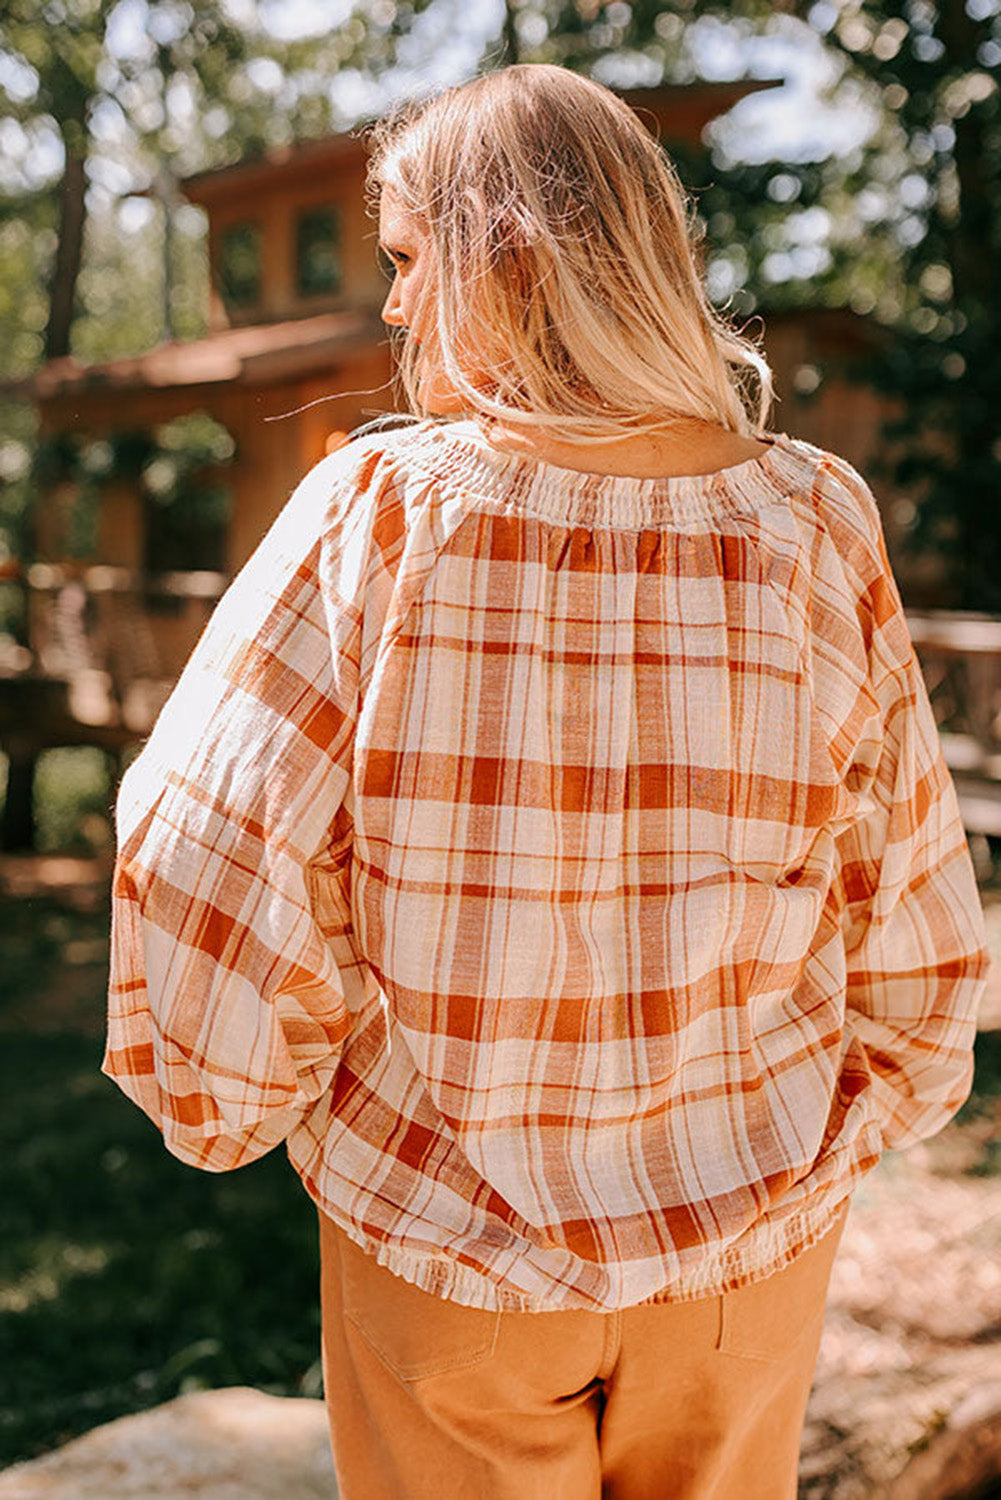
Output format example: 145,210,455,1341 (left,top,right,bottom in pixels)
377,417,825,532
304,1181,859,1315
